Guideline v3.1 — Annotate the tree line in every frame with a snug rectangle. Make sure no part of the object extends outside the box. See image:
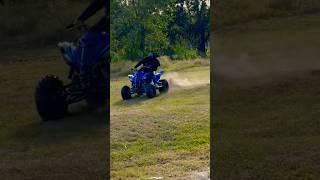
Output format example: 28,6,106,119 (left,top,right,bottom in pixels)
111,0,210,61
